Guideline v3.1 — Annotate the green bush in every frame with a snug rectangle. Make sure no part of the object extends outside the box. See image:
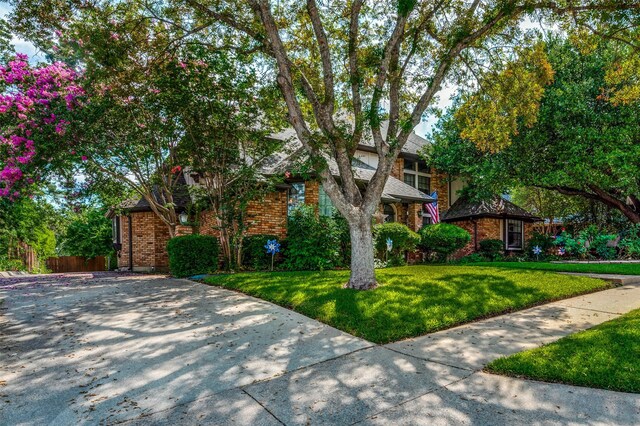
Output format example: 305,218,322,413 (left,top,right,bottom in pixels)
167,234,220,277
374,222,420,266
419,223,471,262
333,211,351,267
479,239,505,261
283,205,340,271
0,257,26,271
591,234,618,260
525,232,555,258
620,225,640,258
242,234,279,270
